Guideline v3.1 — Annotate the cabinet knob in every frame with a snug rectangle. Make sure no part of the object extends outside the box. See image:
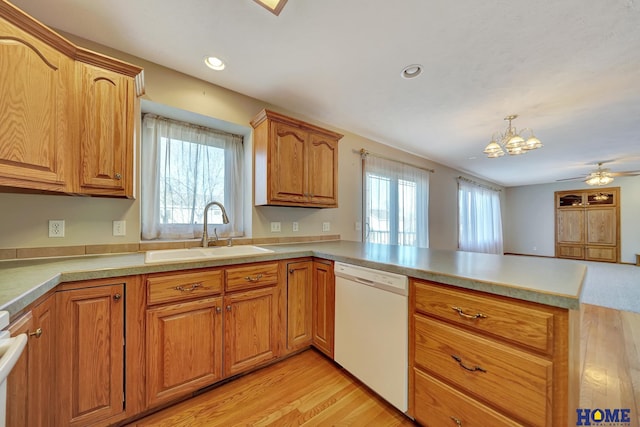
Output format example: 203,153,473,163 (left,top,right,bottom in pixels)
29,328,43,339
114,173,122,180
113,293,122,301
215,306,222,314
226,305,232,312
289,269,294,274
